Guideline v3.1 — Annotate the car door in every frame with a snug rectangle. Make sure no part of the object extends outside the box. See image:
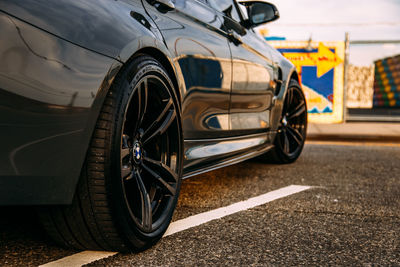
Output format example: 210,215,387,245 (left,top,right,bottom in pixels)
142,0,232,140
208,0,278,135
